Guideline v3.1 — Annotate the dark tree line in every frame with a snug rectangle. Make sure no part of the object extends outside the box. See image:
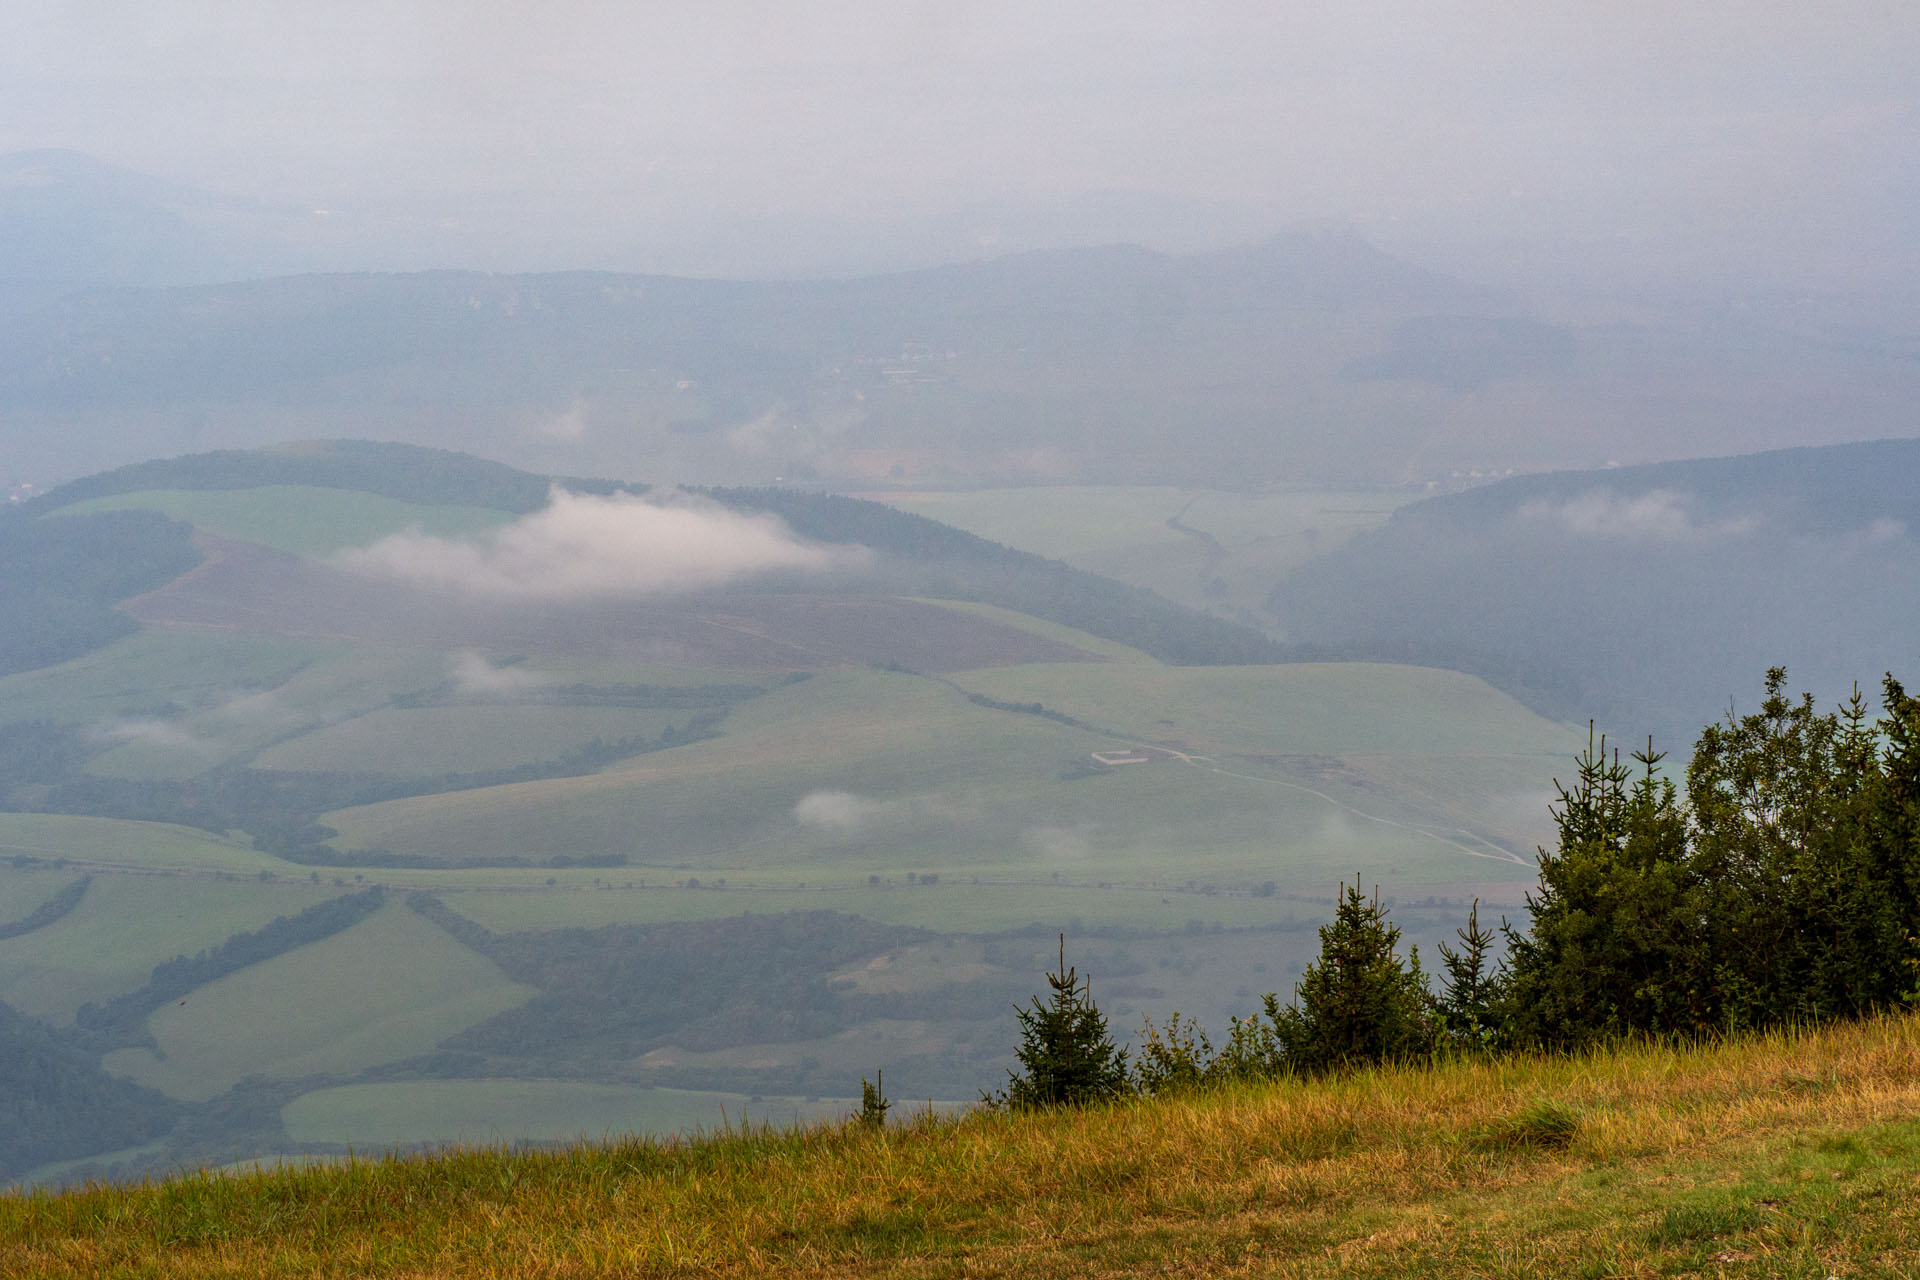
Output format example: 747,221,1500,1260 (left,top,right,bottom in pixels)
0,875,90,941
1504,668,1920,1048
